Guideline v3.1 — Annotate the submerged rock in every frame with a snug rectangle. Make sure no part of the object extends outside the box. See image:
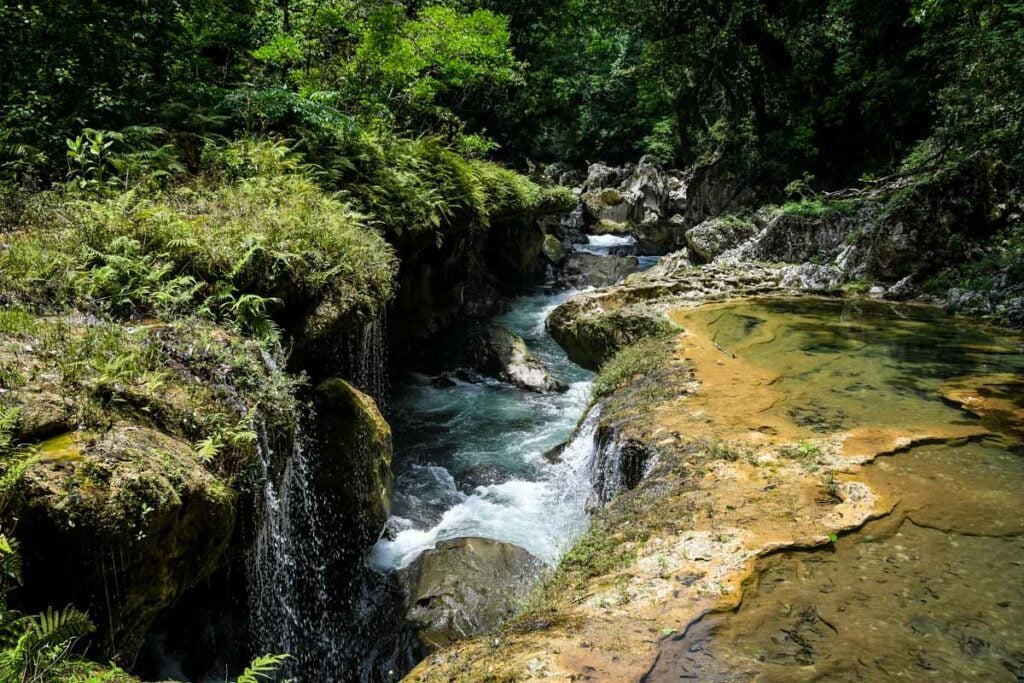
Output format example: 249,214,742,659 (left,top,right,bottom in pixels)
311,378,394,547
556,252,639,289
465,326,568,393
401,537,543,650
